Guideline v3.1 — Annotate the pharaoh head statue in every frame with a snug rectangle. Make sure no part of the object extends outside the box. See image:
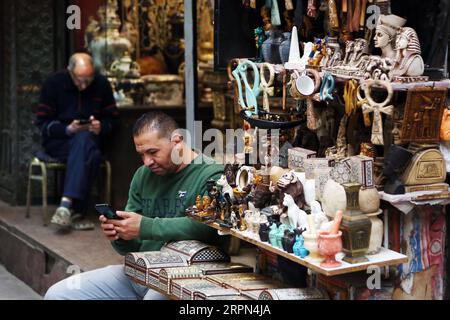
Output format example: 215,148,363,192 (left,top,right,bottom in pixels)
374,14,406,59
